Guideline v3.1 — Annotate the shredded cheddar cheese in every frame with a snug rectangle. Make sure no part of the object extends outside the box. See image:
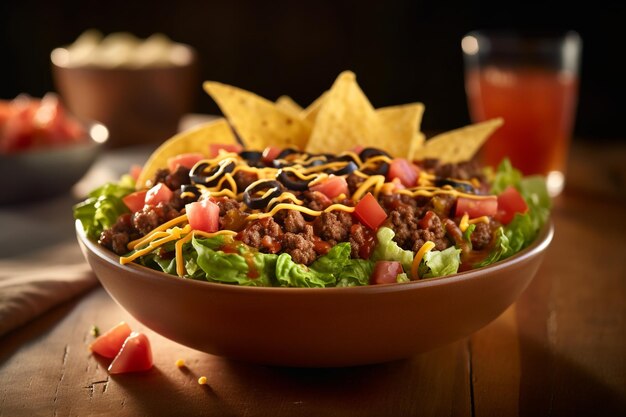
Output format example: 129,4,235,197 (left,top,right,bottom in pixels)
411,241,436,280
